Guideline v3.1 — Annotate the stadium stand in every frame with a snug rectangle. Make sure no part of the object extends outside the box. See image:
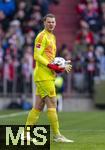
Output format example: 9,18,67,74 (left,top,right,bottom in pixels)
0,0,105,102
0,0,58,96
73,0,105,99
